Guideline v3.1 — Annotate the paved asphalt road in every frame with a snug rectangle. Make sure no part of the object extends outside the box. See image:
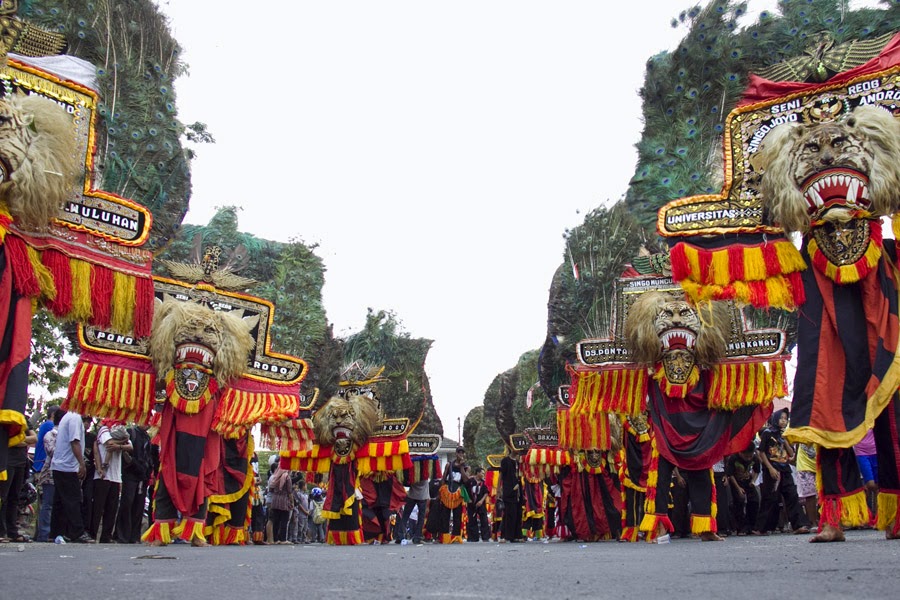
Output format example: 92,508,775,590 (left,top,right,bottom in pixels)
3,529,898,599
